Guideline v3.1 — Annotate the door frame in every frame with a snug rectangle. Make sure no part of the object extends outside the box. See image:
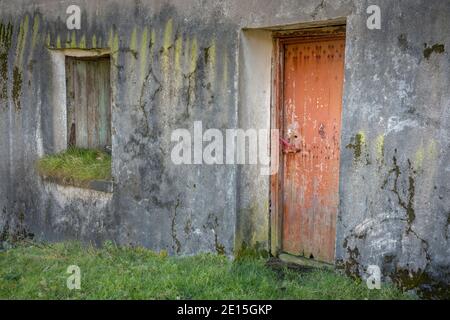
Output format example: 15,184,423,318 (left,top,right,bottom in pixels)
269,25,346,259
